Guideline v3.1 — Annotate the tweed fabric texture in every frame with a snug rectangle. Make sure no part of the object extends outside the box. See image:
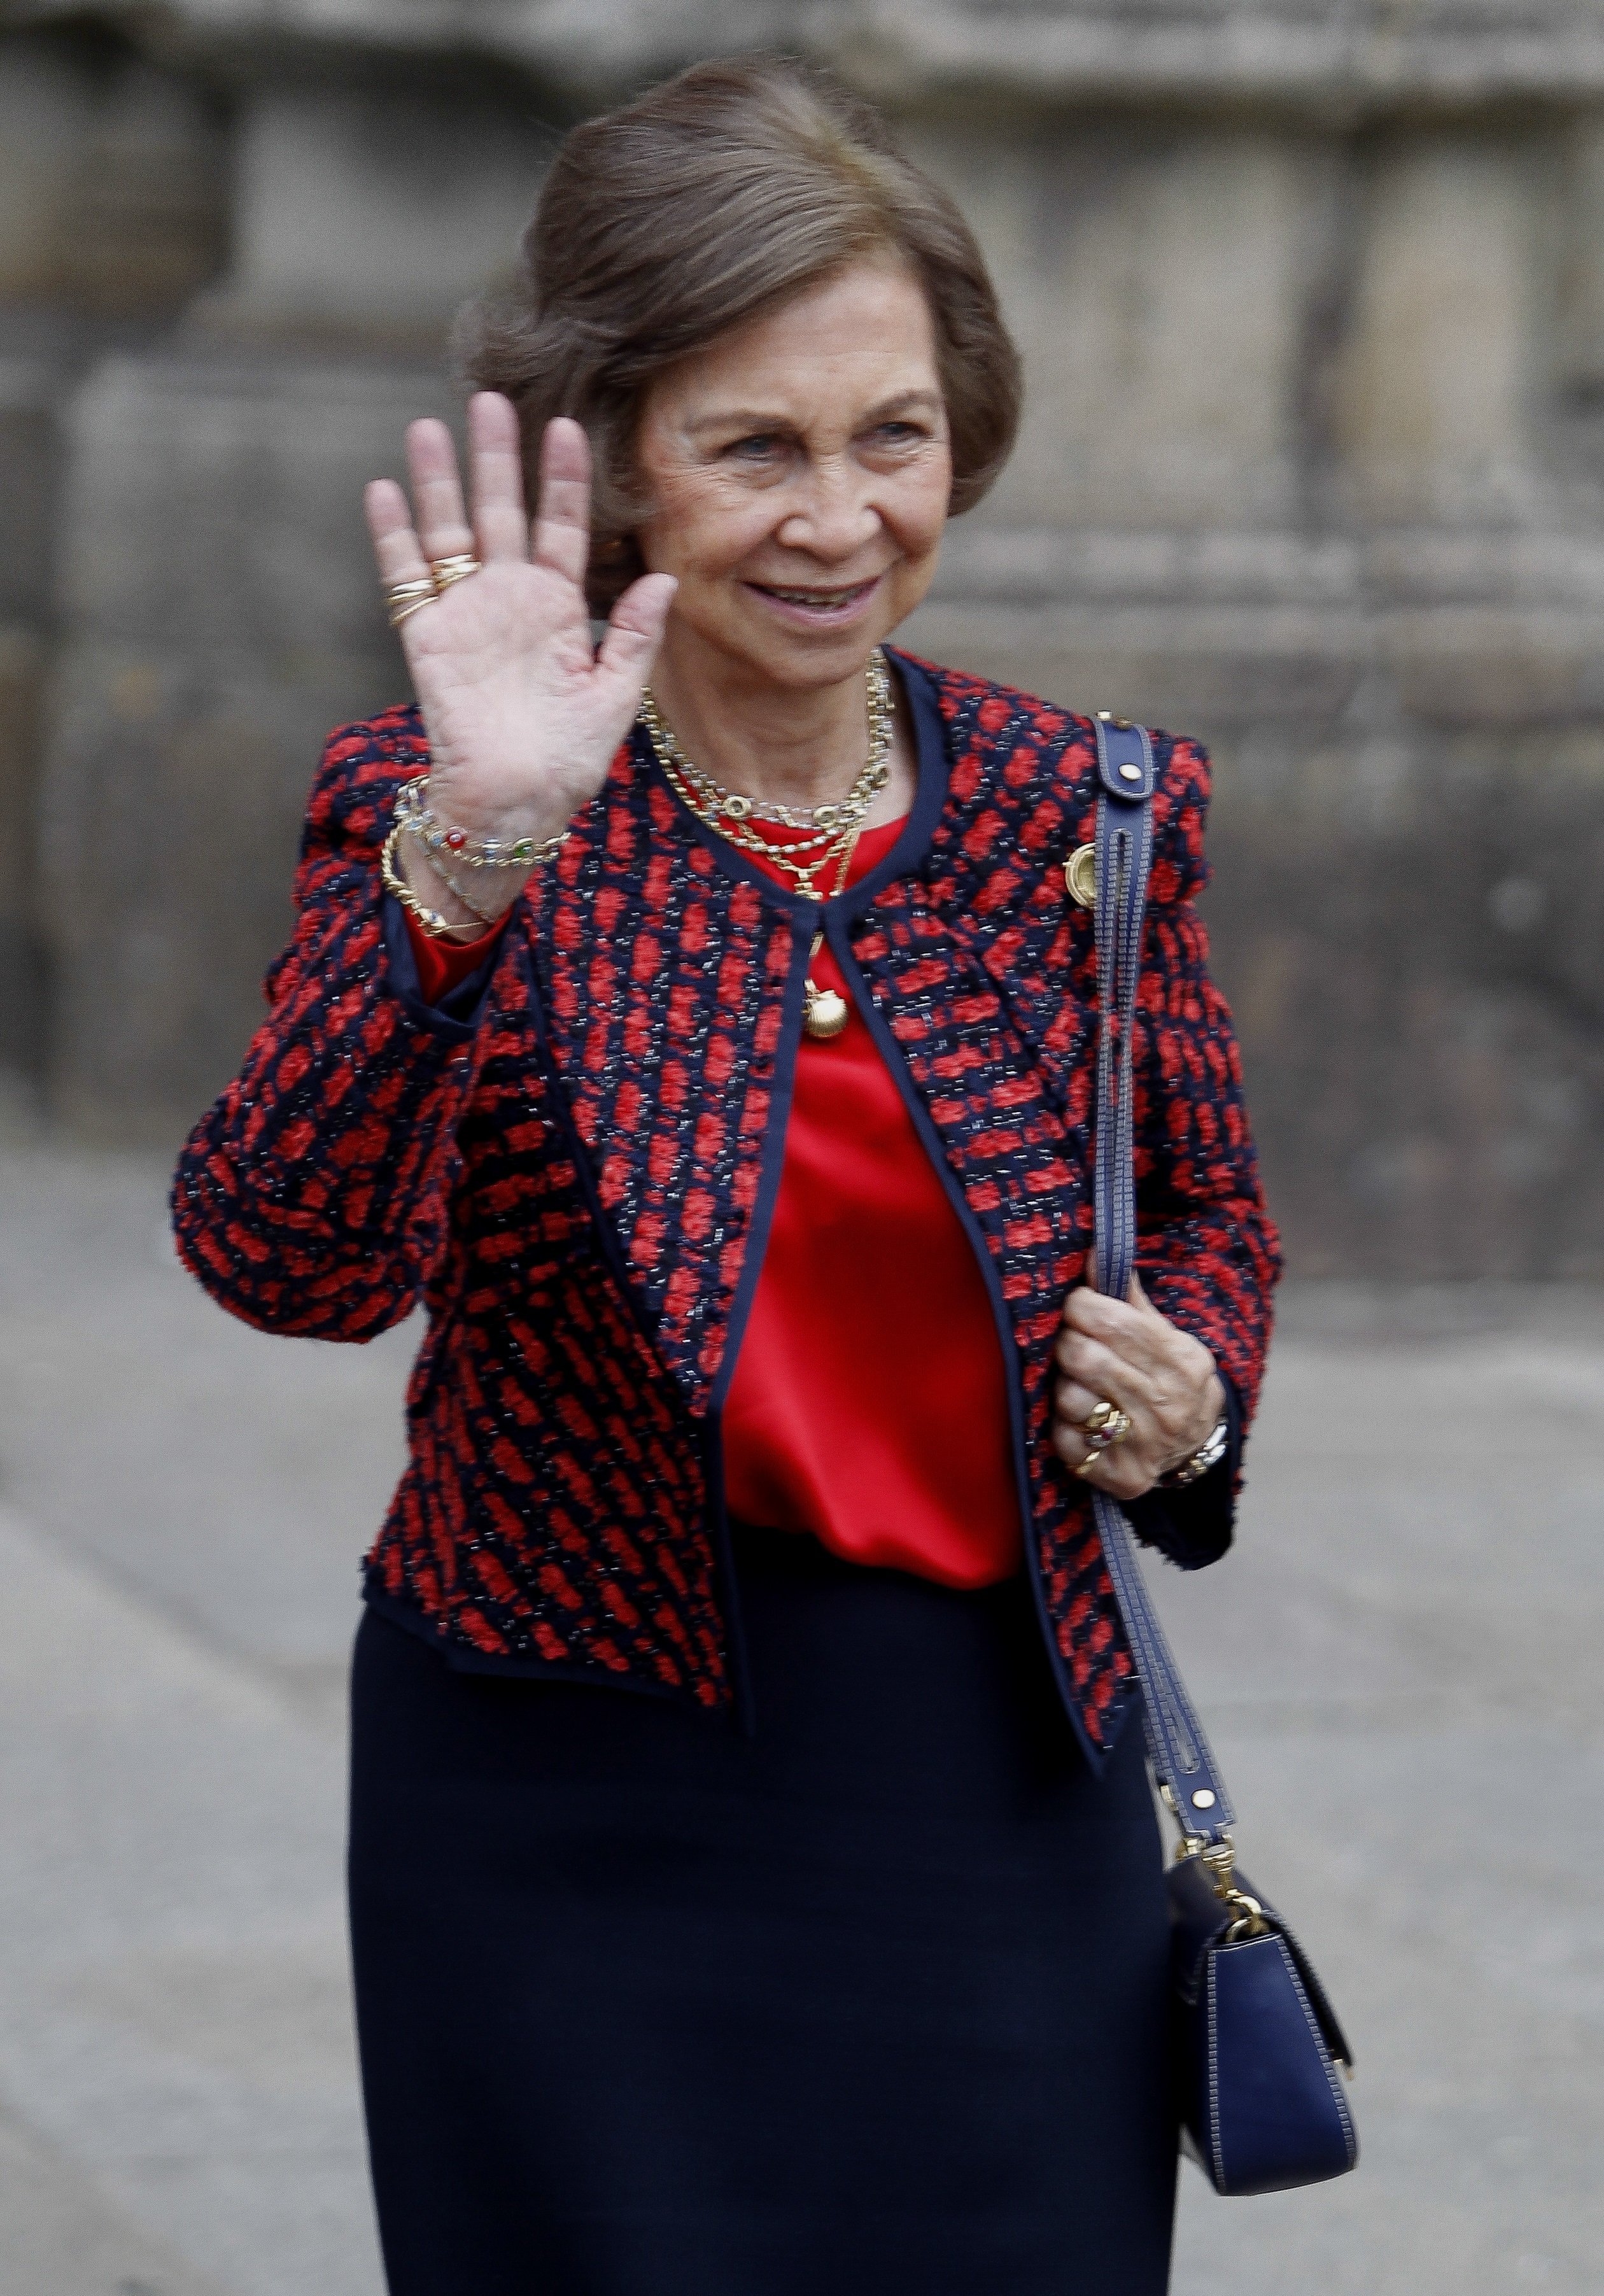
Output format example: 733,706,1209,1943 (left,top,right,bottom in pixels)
172,658,1279,1746
845,668,1277,1739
